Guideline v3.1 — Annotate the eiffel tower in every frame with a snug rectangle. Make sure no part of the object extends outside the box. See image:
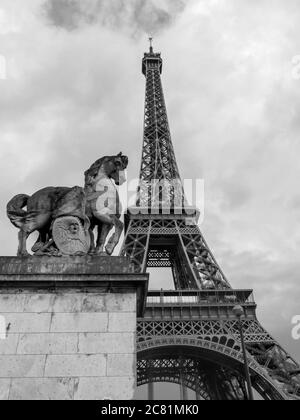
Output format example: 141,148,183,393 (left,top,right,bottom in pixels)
120,41,300,400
